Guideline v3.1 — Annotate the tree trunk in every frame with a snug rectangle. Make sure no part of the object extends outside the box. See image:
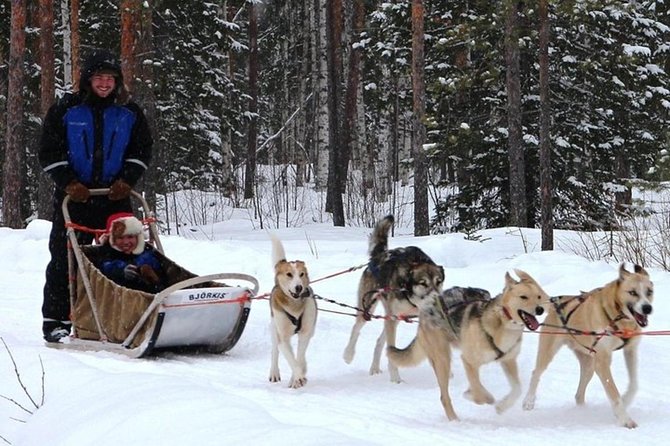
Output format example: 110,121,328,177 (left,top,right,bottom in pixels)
0,45,5,170
243,2,259,199
70,0,80,91
120,0,138,92
135,0,157,209
3,0,27,228
61,0,72,89
295,0,312,187
337,0,364,221
411,0,429,235
326,0,344,224
38,0,55,219
539,0,553,250
219,0,236,198
505,0,527,227
314,0,330,190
